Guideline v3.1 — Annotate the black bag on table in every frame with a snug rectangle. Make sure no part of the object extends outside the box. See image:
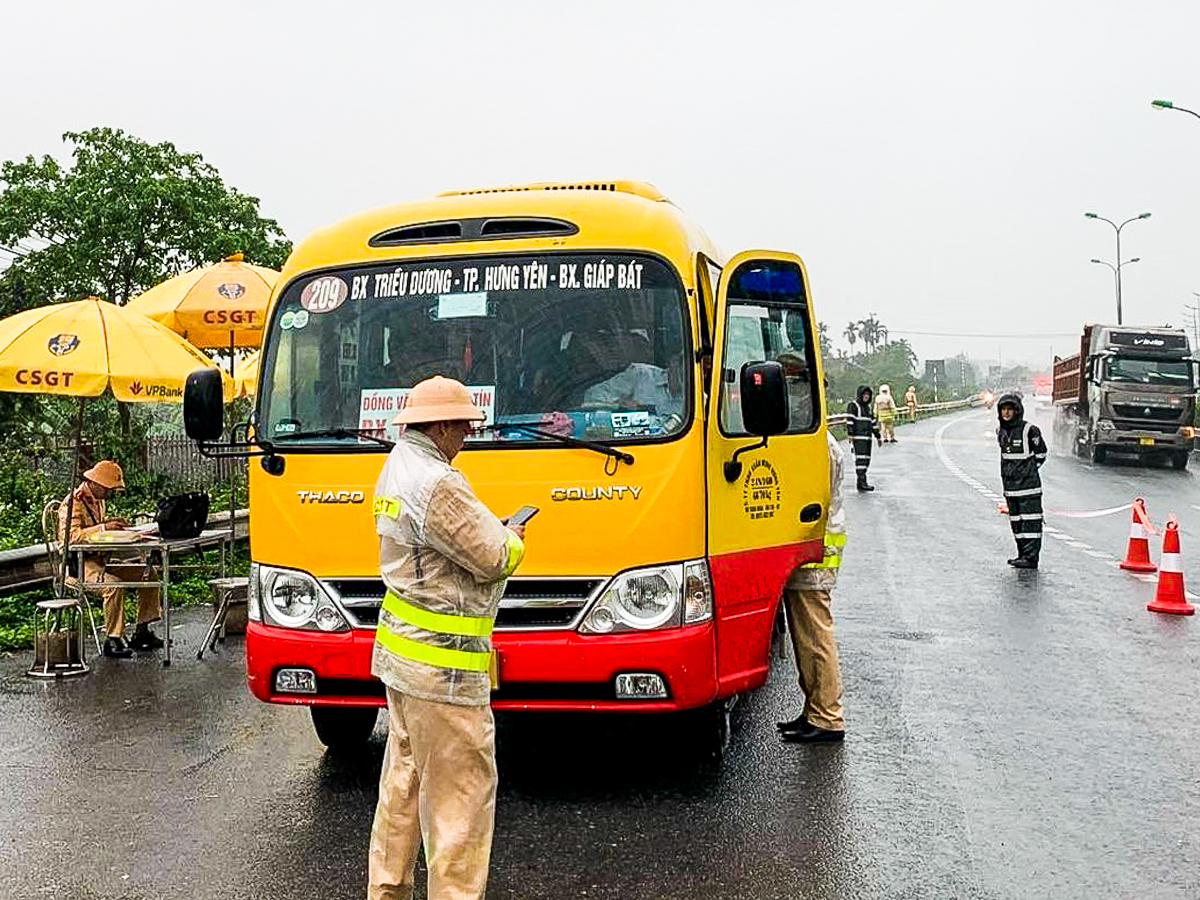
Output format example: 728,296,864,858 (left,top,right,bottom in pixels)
155,492,209,539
